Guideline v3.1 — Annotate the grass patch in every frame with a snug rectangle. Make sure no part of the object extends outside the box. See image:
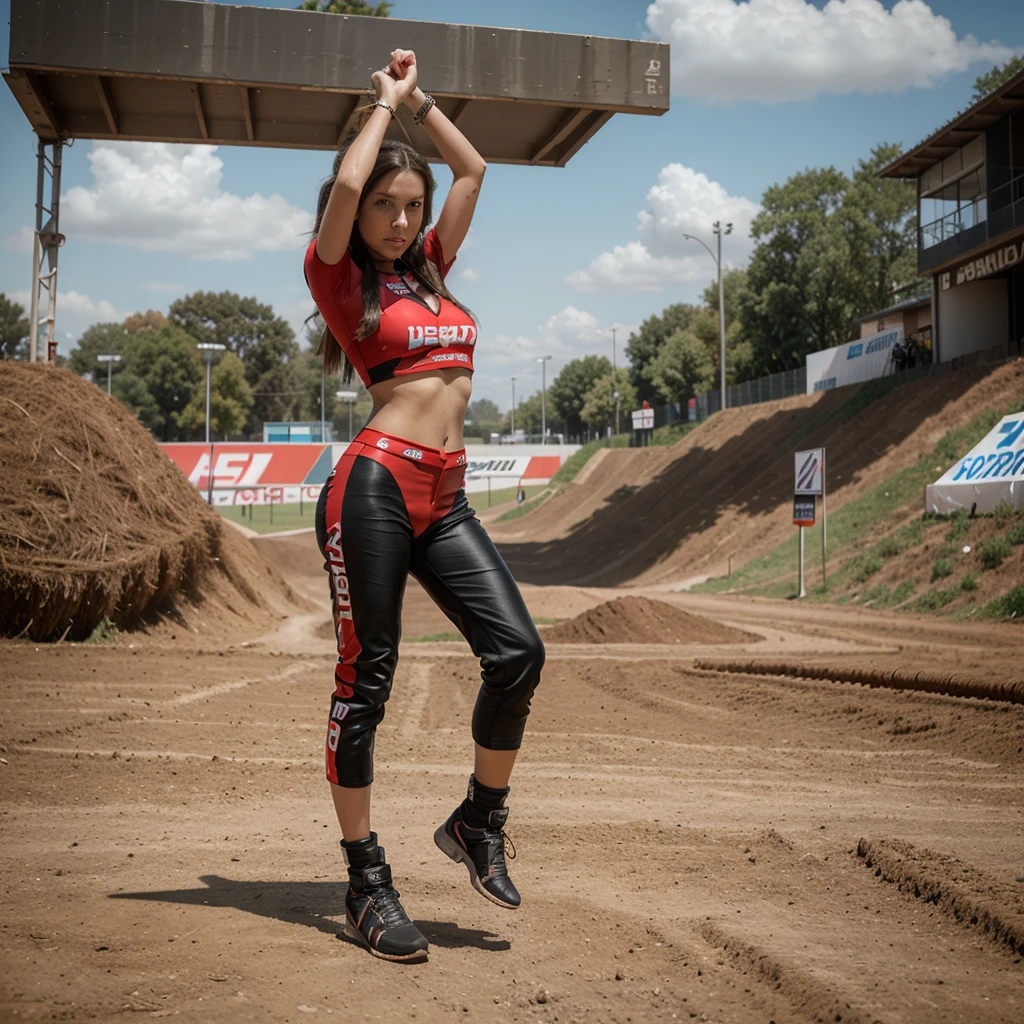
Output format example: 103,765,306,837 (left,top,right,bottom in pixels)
960,574,979,592
980,537,1012,569
1007,520,1024,545
931,558,953,581
696,395,1024,598
85,617,117,644
531,616,566,625
978,584,1024,621
217,501,319,534
912,587,960,611
496,488,555,522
